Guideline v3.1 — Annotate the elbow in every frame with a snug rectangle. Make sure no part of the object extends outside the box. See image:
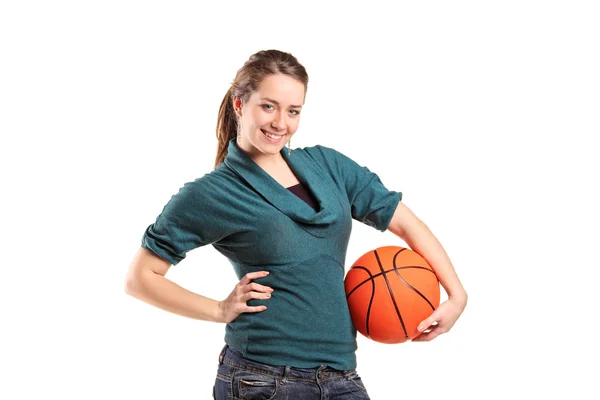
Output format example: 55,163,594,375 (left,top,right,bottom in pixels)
125,247,171,296
124,269,146,297
124,275,138,296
